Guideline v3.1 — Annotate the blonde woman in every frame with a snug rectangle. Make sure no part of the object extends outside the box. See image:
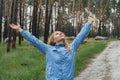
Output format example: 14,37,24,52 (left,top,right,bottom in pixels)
9,16,94,80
